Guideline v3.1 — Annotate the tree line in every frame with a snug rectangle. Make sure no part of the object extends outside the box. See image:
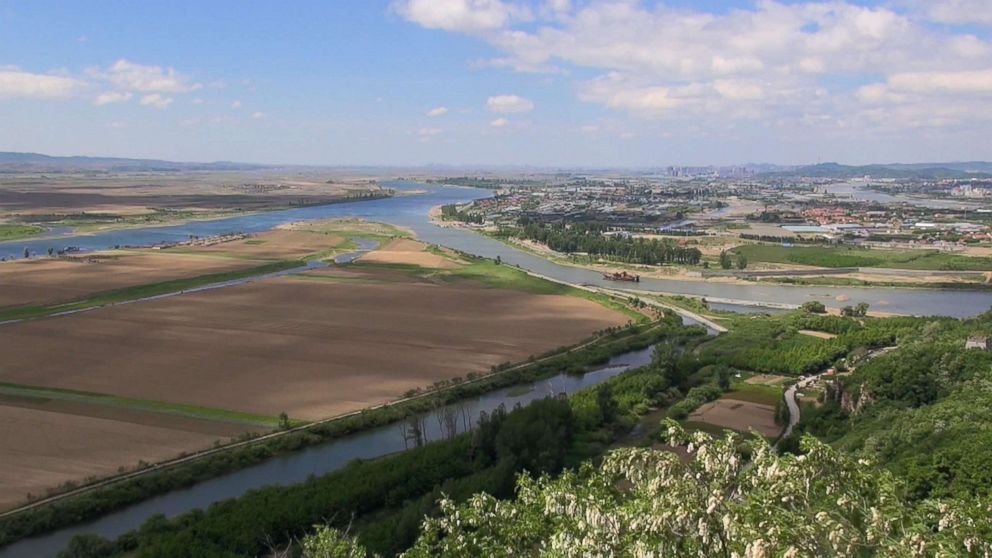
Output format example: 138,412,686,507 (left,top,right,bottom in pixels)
506,220,702,265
